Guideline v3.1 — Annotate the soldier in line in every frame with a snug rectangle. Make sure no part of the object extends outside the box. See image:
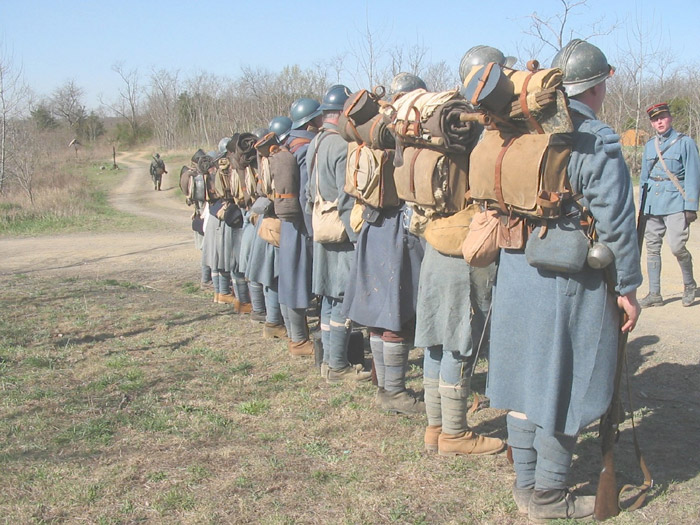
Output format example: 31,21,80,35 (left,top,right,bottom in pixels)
246,117,292,339
149,153,167,191
486,40,642,521
305,85,371,384
639,102,700,307
342,73,427,415
418,47,510,458
278,98,323,357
